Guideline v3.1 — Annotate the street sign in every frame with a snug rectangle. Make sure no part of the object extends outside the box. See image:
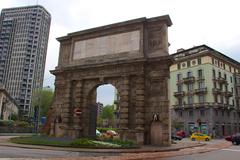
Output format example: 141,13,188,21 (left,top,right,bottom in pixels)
74,108,82,116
